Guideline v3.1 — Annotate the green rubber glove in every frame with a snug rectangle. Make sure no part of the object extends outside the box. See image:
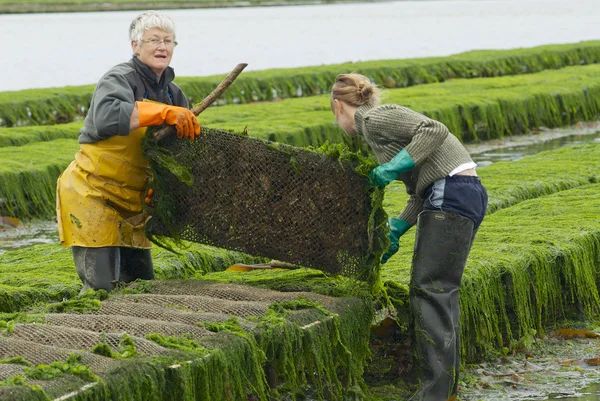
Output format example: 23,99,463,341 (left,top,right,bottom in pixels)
369,149,416,188
381,217,411,264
